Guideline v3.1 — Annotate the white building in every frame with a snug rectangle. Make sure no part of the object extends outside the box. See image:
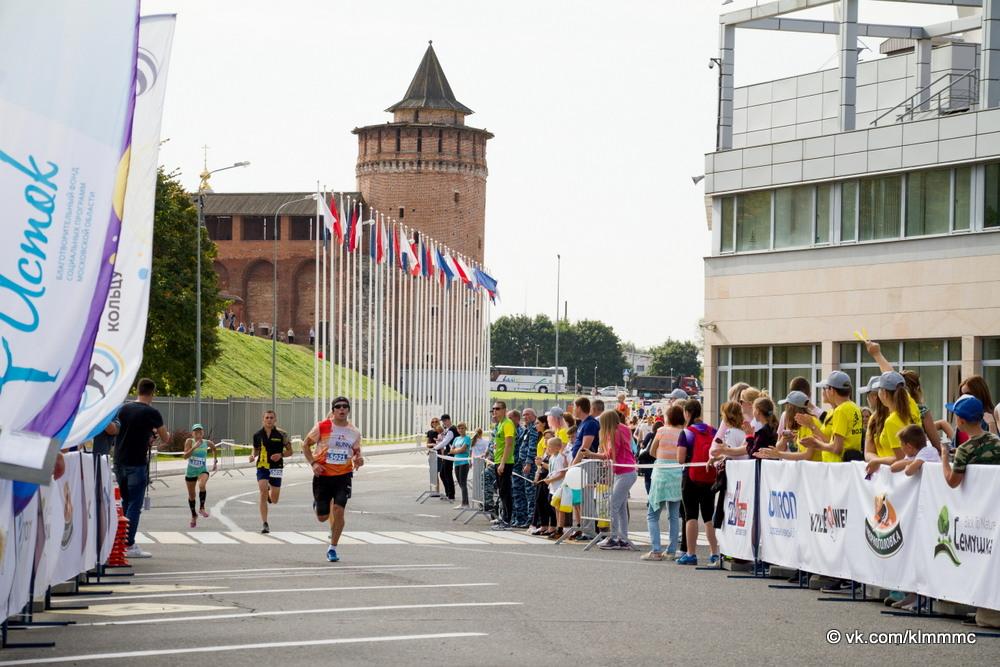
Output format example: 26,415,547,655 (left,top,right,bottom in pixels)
701,0,1000,422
